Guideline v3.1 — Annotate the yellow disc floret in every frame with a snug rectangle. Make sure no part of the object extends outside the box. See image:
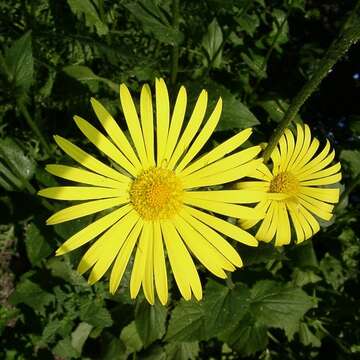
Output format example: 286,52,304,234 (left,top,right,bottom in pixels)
270,172,299,195
130,167,183,220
